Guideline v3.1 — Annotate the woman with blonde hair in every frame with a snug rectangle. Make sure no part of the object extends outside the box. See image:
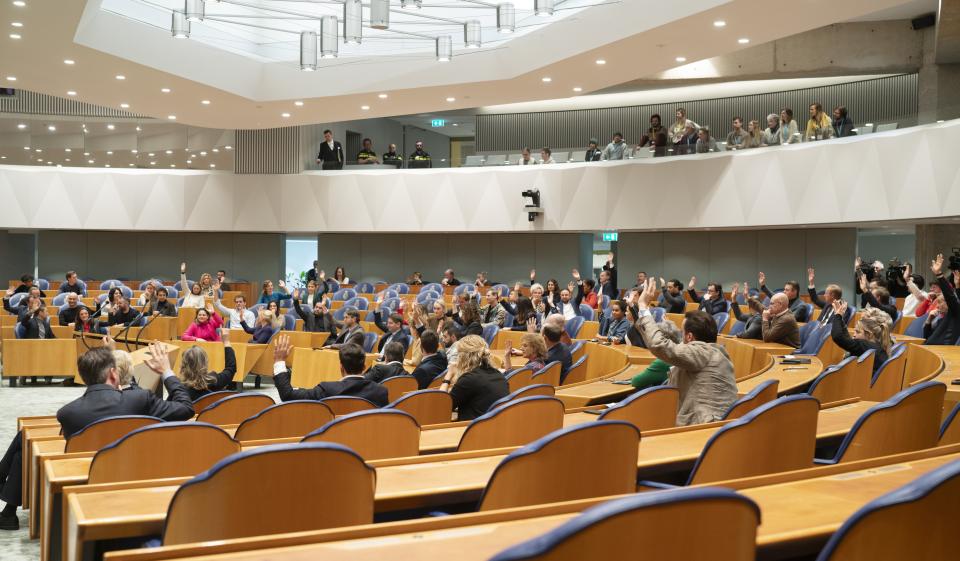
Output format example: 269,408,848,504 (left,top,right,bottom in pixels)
503,332,548,372
439,335,509,420
175,331,238,401
745,119,763,148
829,300,891,374
241,308,280,344
113,350,135,389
